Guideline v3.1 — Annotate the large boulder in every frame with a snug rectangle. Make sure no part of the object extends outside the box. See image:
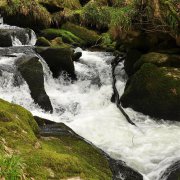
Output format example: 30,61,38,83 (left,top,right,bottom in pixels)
124,49,142,76
121,63,180,121
134,52,180,71
16,56,53,112
36,46,76,79
34,116,143,180
0,99,112,179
